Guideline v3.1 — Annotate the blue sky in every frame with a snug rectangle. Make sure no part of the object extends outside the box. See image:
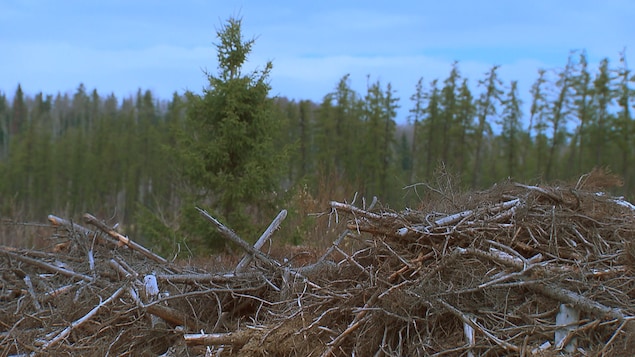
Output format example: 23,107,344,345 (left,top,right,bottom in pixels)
1,0,632,123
